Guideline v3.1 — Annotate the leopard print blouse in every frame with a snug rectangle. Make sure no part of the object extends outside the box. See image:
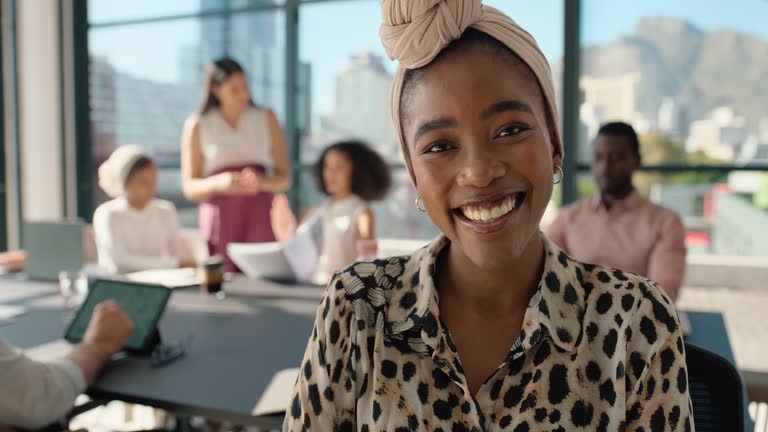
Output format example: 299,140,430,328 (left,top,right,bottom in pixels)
284,234,693,431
